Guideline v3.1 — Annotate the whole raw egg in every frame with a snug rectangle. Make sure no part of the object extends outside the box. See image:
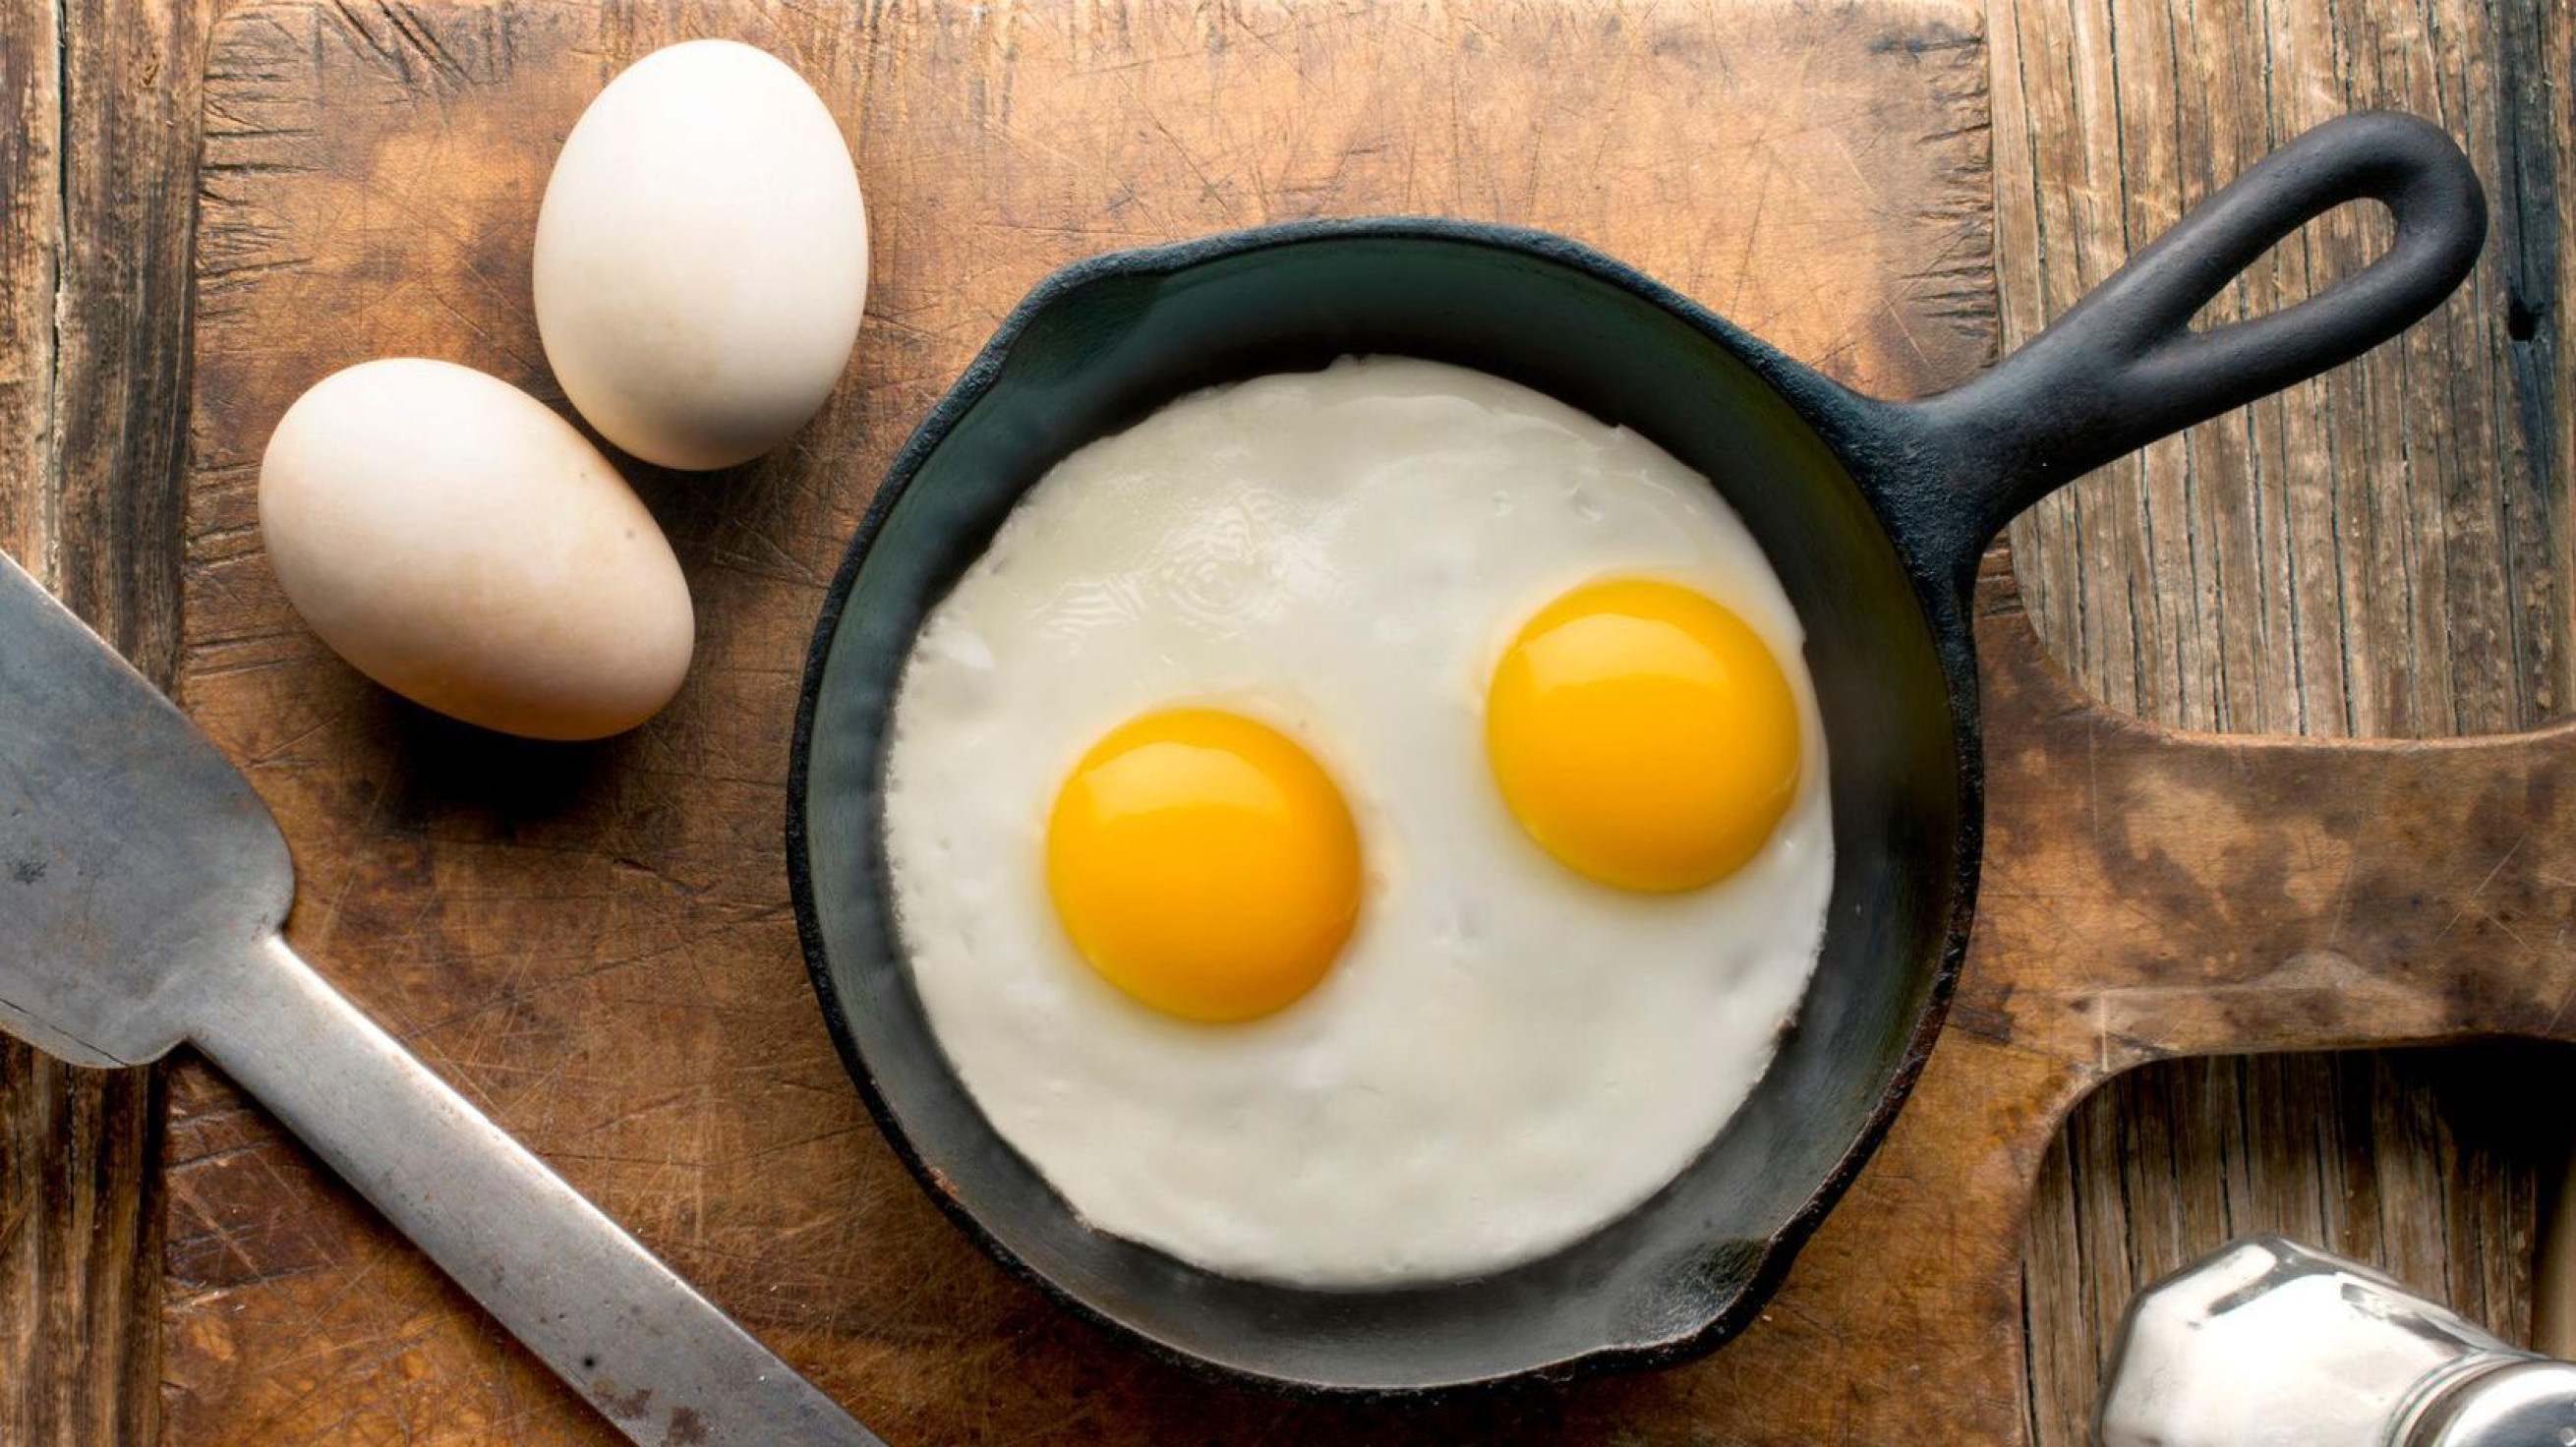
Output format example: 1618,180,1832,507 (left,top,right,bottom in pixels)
258,358,694,740
534,39,869,471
